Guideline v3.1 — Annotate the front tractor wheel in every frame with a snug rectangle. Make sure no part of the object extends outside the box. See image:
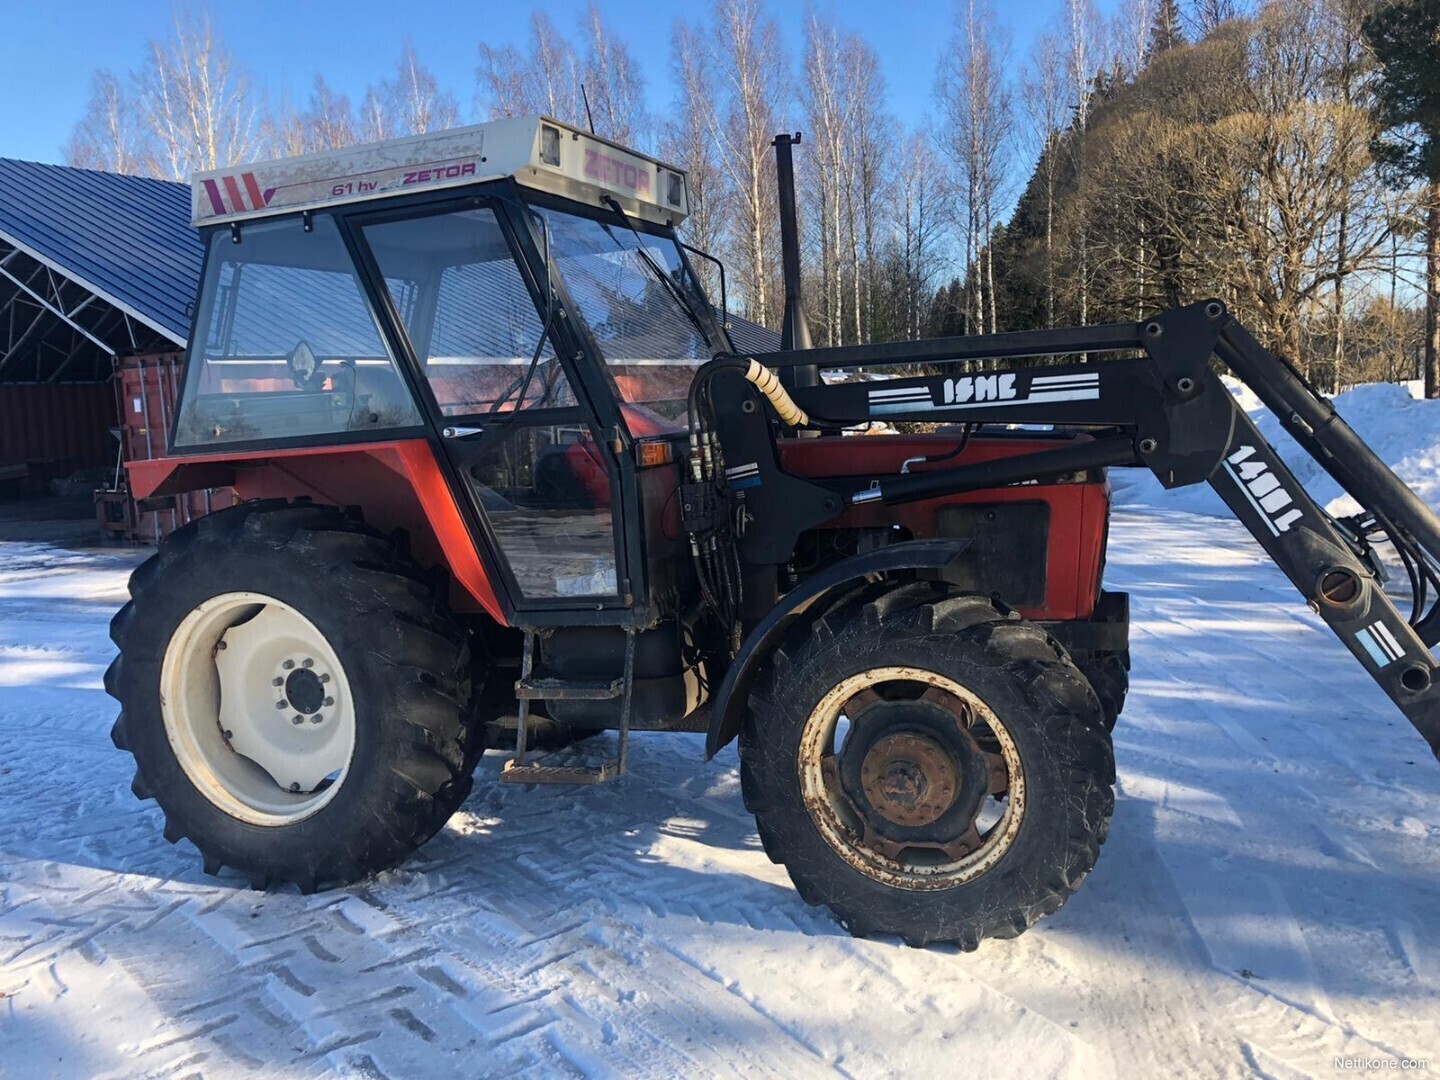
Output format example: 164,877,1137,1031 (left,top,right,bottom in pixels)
740,583,1114,949
106,501,478,892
